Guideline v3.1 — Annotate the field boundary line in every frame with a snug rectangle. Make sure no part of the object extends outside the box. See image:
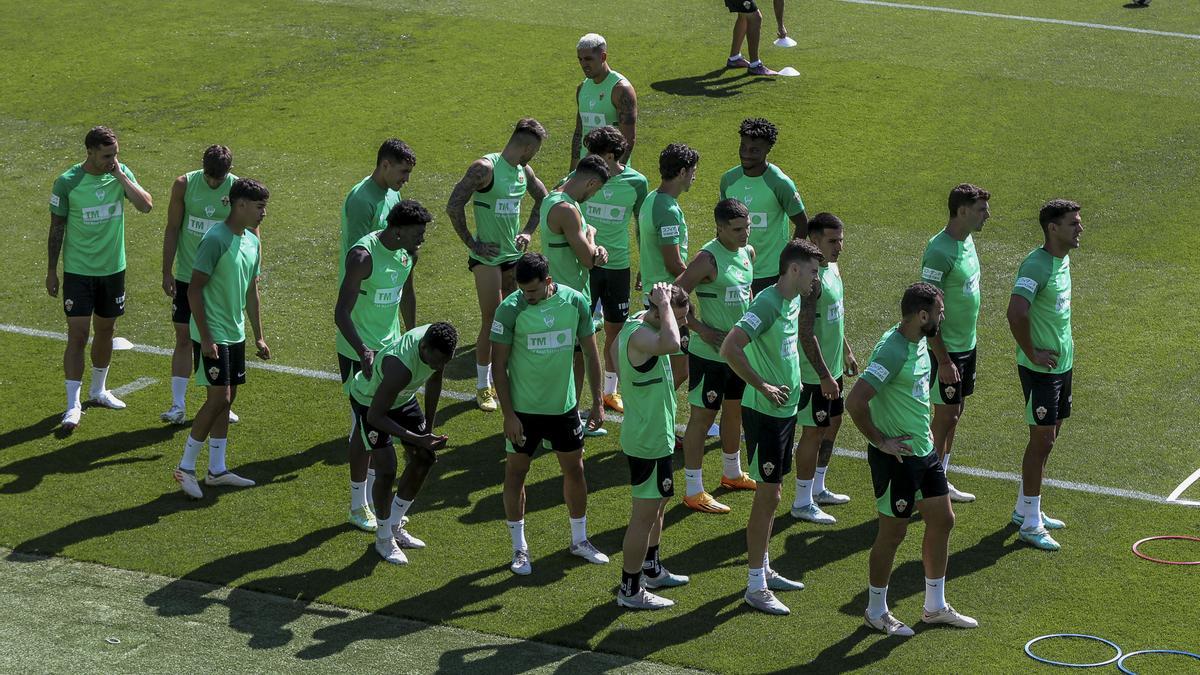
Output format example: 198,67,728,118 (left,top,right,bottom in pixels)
1166,467,1200,506
835,0,1200,41
3,322,1191,507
